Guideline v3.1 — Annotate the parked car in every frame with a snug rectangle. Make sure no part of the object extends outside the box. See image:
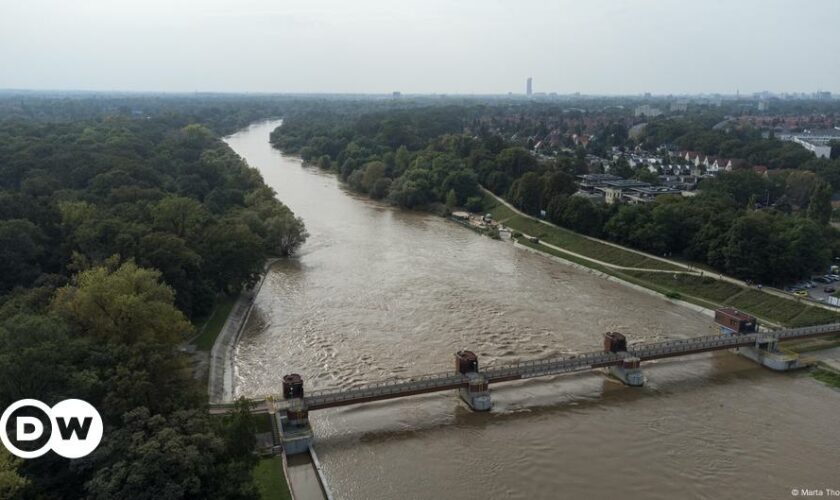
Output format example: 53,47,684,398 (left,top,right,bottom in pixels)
824,286,836,293
829,274,840,281
813,277,830,284
794,290,809,297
